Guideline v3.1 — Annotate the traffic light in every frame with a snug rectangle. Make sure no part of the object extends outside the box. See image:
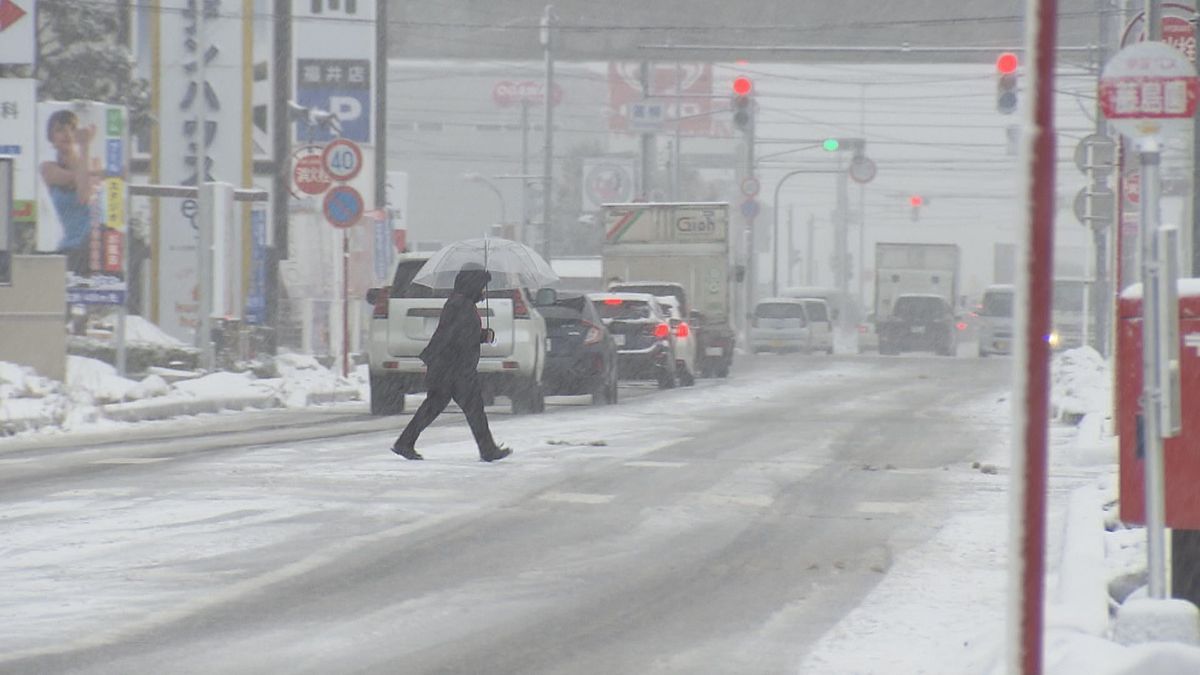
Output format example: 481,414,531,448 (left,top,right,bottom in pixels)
731,76,754,133
909,194,924,221
996,52,1018,114
822,138,840,152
